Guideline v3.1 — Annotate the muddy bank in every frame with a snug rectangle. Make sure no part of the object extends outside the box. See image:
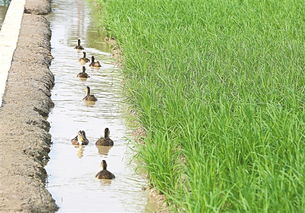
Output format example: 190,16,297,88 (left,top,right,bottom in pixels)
24,0,51,15
0,0,57,212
